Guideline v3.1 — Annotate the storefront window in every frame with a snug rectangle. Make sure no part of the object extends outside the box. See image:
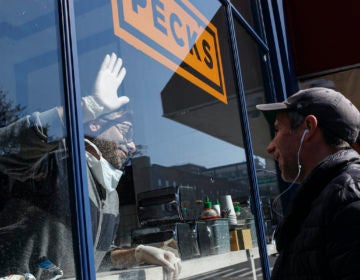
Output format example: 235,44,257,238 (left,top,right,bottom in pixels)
0,1,78,278
230,0,258,30
0,0,277,278
235,7,280,271
74,0,267,279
